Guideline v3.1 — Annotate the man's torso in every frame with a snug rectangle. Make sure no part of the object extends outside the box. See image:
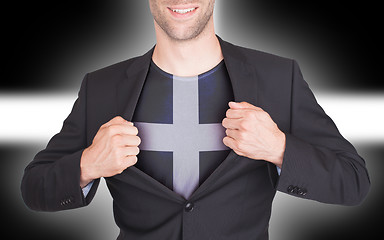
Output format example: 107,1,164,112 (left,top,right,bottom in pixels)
132,60,234,199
